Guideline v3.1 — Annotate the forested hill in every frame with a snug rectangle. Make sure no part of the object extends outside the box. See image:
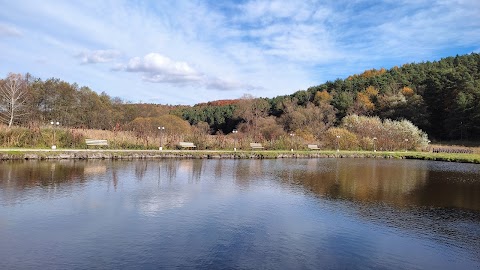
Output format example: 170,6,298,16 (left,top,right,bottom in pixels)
182,53,480,141
297,52,480,140
1,53,479,142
